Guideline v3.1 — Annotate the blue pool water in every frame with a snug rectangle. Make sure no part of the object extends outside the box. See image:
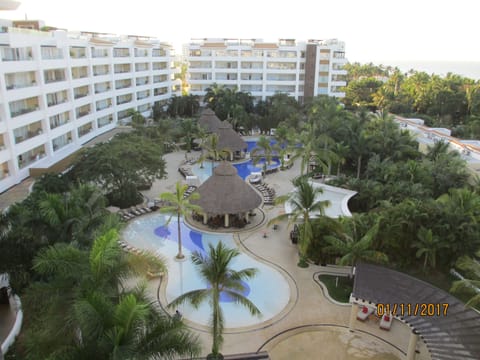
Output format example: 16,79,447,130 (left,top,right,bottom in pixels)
122,214,291,327
192,158,280,183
